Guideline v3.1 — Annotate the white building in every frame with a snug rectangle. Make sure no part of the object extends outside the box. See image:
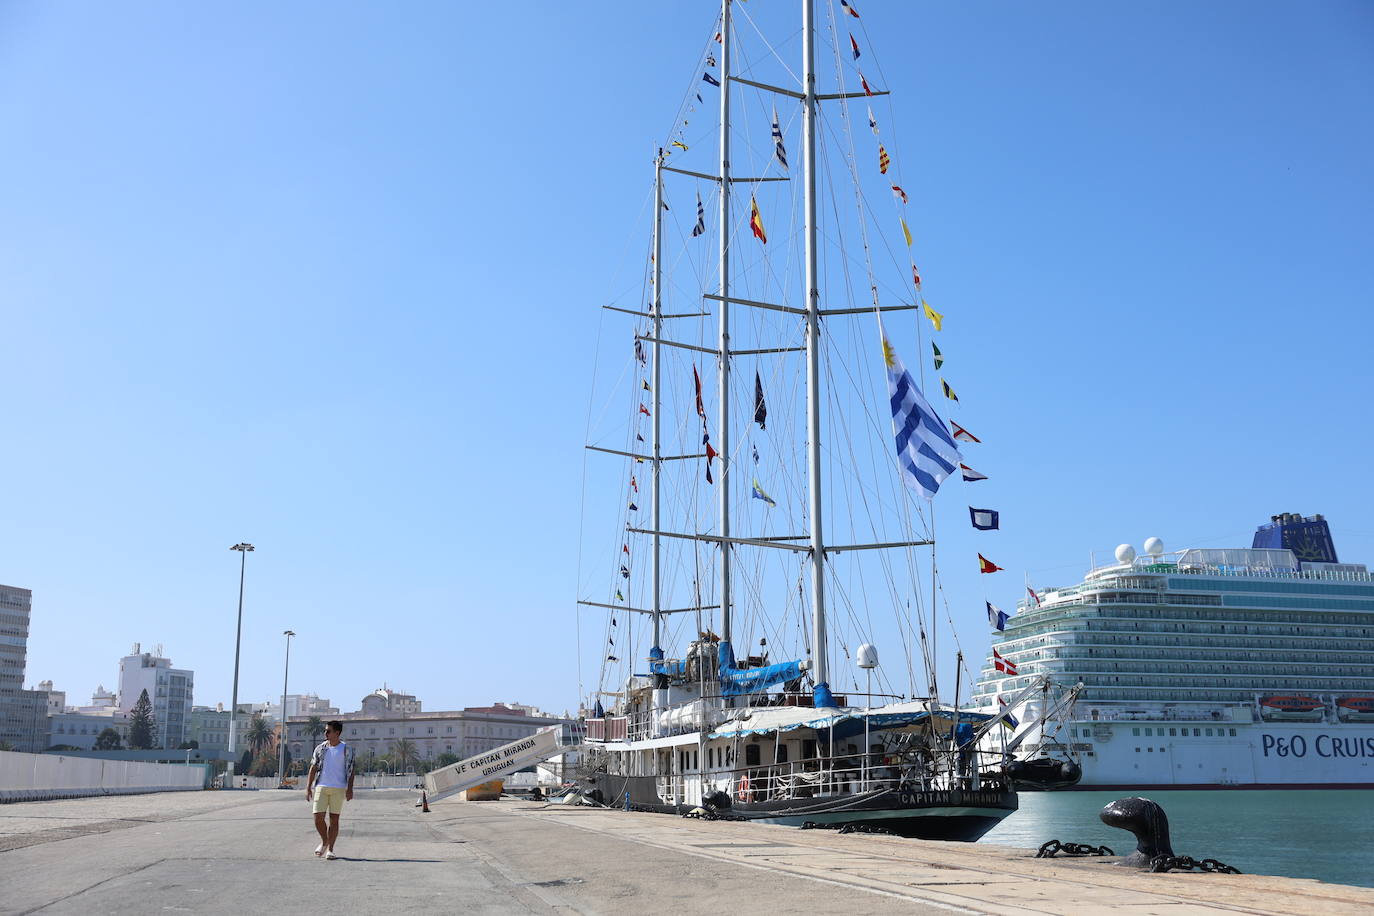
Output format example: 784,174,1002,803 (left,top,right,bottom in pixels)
264,693,338,722
117,644,194,748
284,698,574,771
359,687,420,716
48,708,130,750
189,704,248,753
